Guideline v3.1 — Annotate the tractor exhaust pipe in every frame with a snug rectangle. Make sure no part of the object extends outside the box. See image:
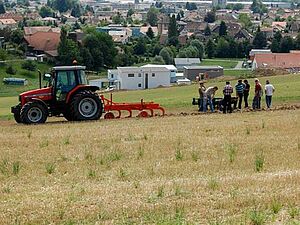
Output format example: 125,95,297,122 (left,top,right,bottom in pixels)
38,70,42,89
